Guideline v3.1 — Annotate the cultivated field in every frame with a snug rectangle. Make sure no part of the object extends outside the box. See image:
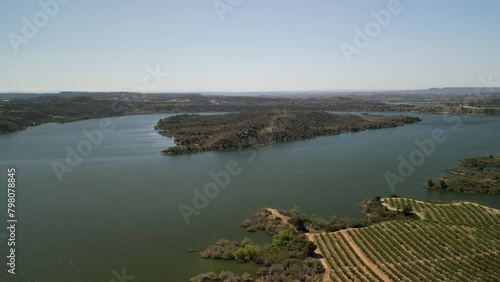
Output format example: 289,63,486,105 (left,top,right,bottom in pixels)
310,198,500,281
